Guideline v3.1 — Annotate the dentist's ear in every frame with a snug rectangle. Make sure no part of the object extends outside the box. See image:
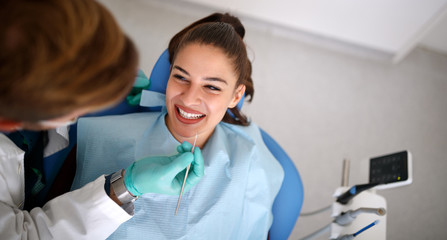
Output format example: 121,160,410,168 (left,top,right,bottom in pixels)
229,84,246,108
0,118,22,132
